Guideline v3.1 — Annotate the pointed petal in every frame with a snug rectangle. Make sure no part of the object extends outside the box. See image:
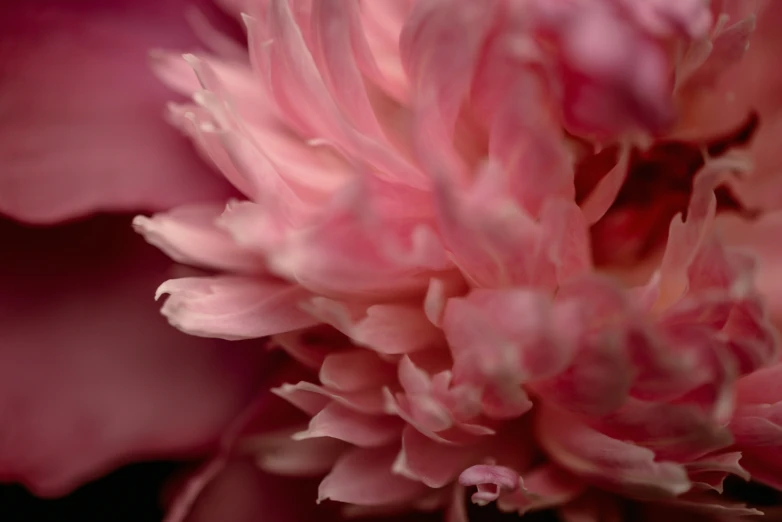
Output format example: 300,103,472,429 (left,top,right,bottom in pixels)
157,276,317,339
